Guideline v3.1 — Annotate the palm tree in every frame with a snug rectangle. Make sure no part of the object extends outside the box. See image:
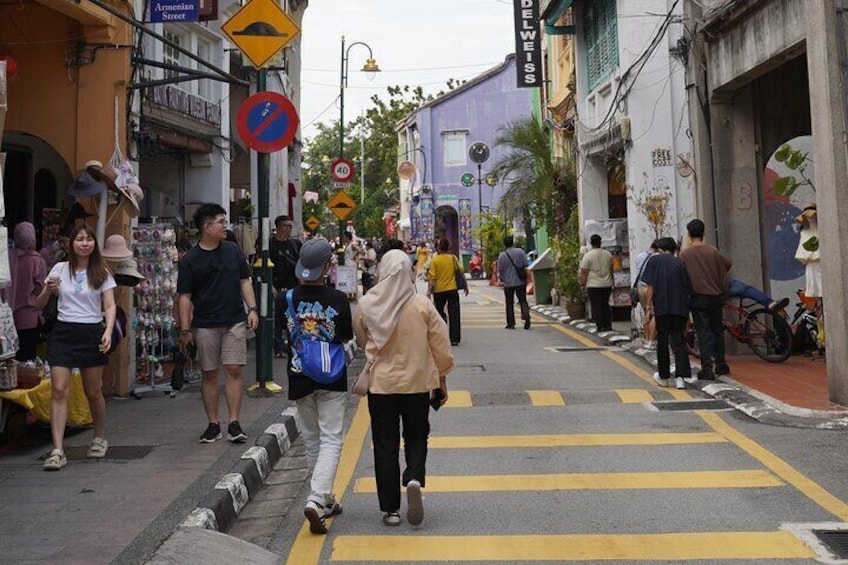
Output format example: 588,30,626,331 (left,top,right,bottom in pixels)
490,118,577,240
